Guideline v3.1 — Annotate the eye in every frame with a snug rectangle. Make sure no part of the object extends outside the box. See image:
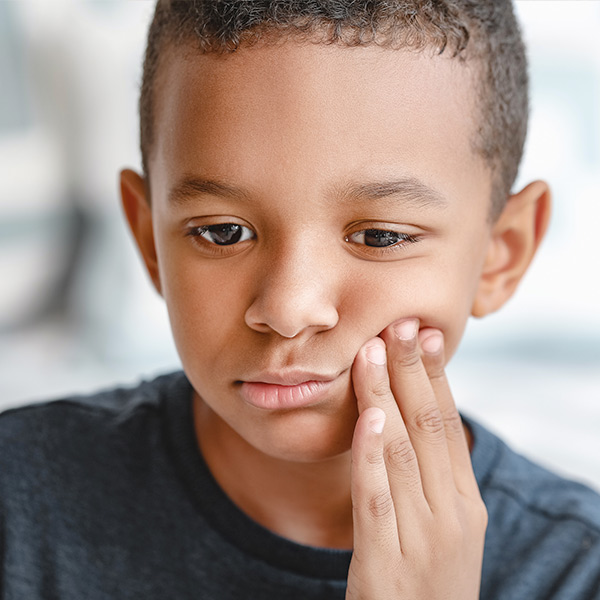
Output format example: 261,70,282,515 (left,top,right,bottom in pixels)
346,228,418,248
190,223,255,246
